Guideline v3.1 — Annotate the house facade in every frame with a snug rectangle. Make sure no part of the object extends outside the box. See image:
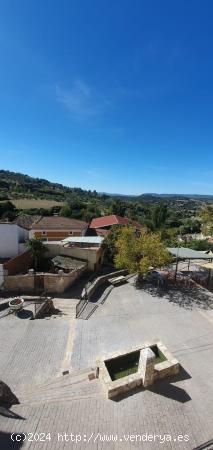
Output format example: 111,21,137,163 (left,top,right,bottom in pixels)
0,223,28,258
30,216,88,241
